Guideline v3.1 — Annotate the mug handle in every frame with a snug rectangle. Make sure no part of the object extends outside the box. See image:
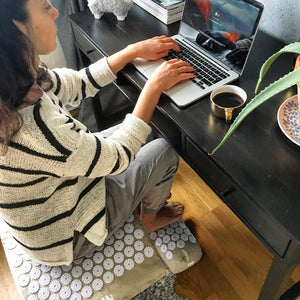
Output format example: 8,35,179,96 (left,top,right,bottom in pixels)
225,108,233,123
